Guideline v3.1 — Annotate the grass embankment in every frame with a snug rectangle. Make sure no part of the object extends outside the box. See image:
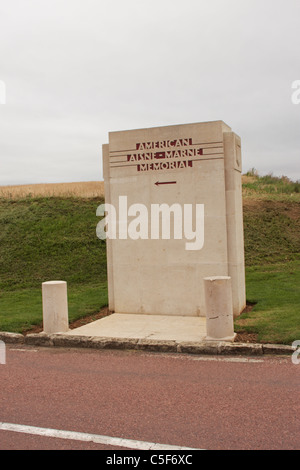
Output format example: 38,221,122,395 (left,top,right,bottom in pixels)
0,197,108,332
234,172,300,344
0,174,299,344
